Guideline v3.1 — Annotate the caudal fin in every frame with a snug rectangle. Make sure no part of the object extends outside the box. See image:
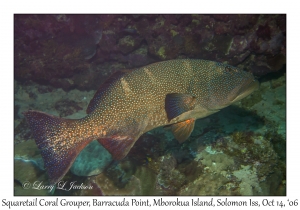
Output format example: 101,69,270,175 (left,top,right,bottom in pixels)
23,110,93,184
